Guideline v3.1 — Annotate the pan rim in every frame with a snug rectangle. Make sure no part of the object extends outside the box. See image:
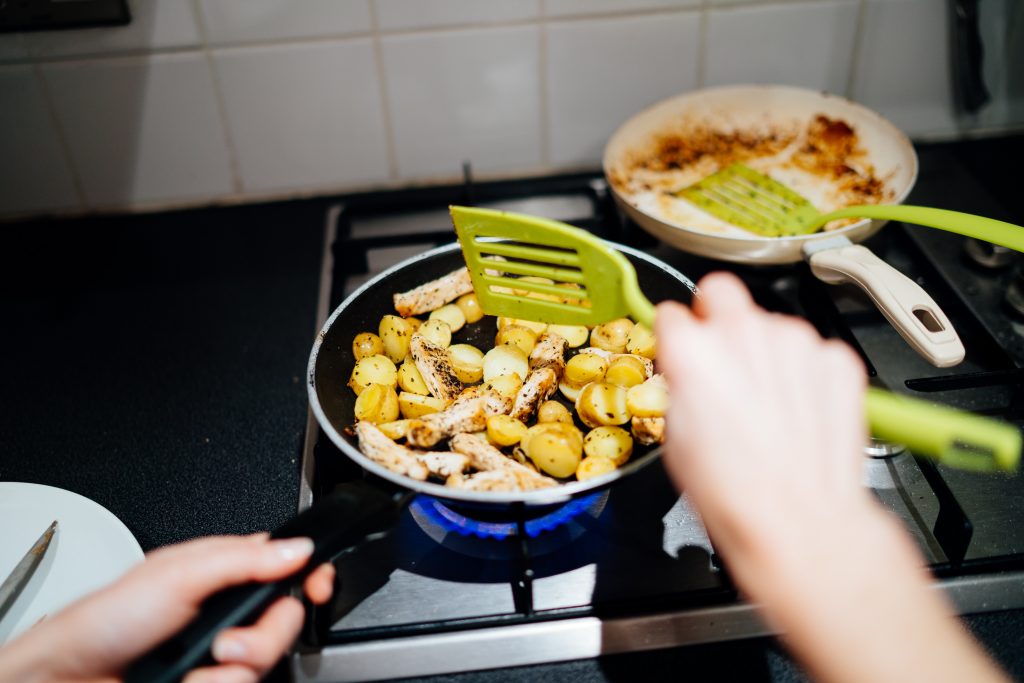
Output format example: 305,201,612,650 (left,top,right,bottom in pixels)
602,83,920,246
307,240,696,506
